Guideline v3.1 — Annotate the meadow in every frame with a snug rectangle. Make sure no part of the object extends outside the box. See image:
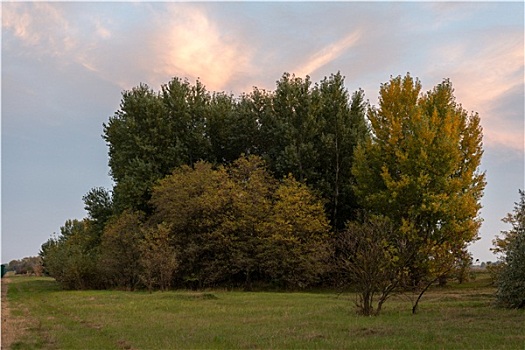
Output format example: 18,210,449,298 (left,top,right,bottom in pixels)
2,273,524,349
